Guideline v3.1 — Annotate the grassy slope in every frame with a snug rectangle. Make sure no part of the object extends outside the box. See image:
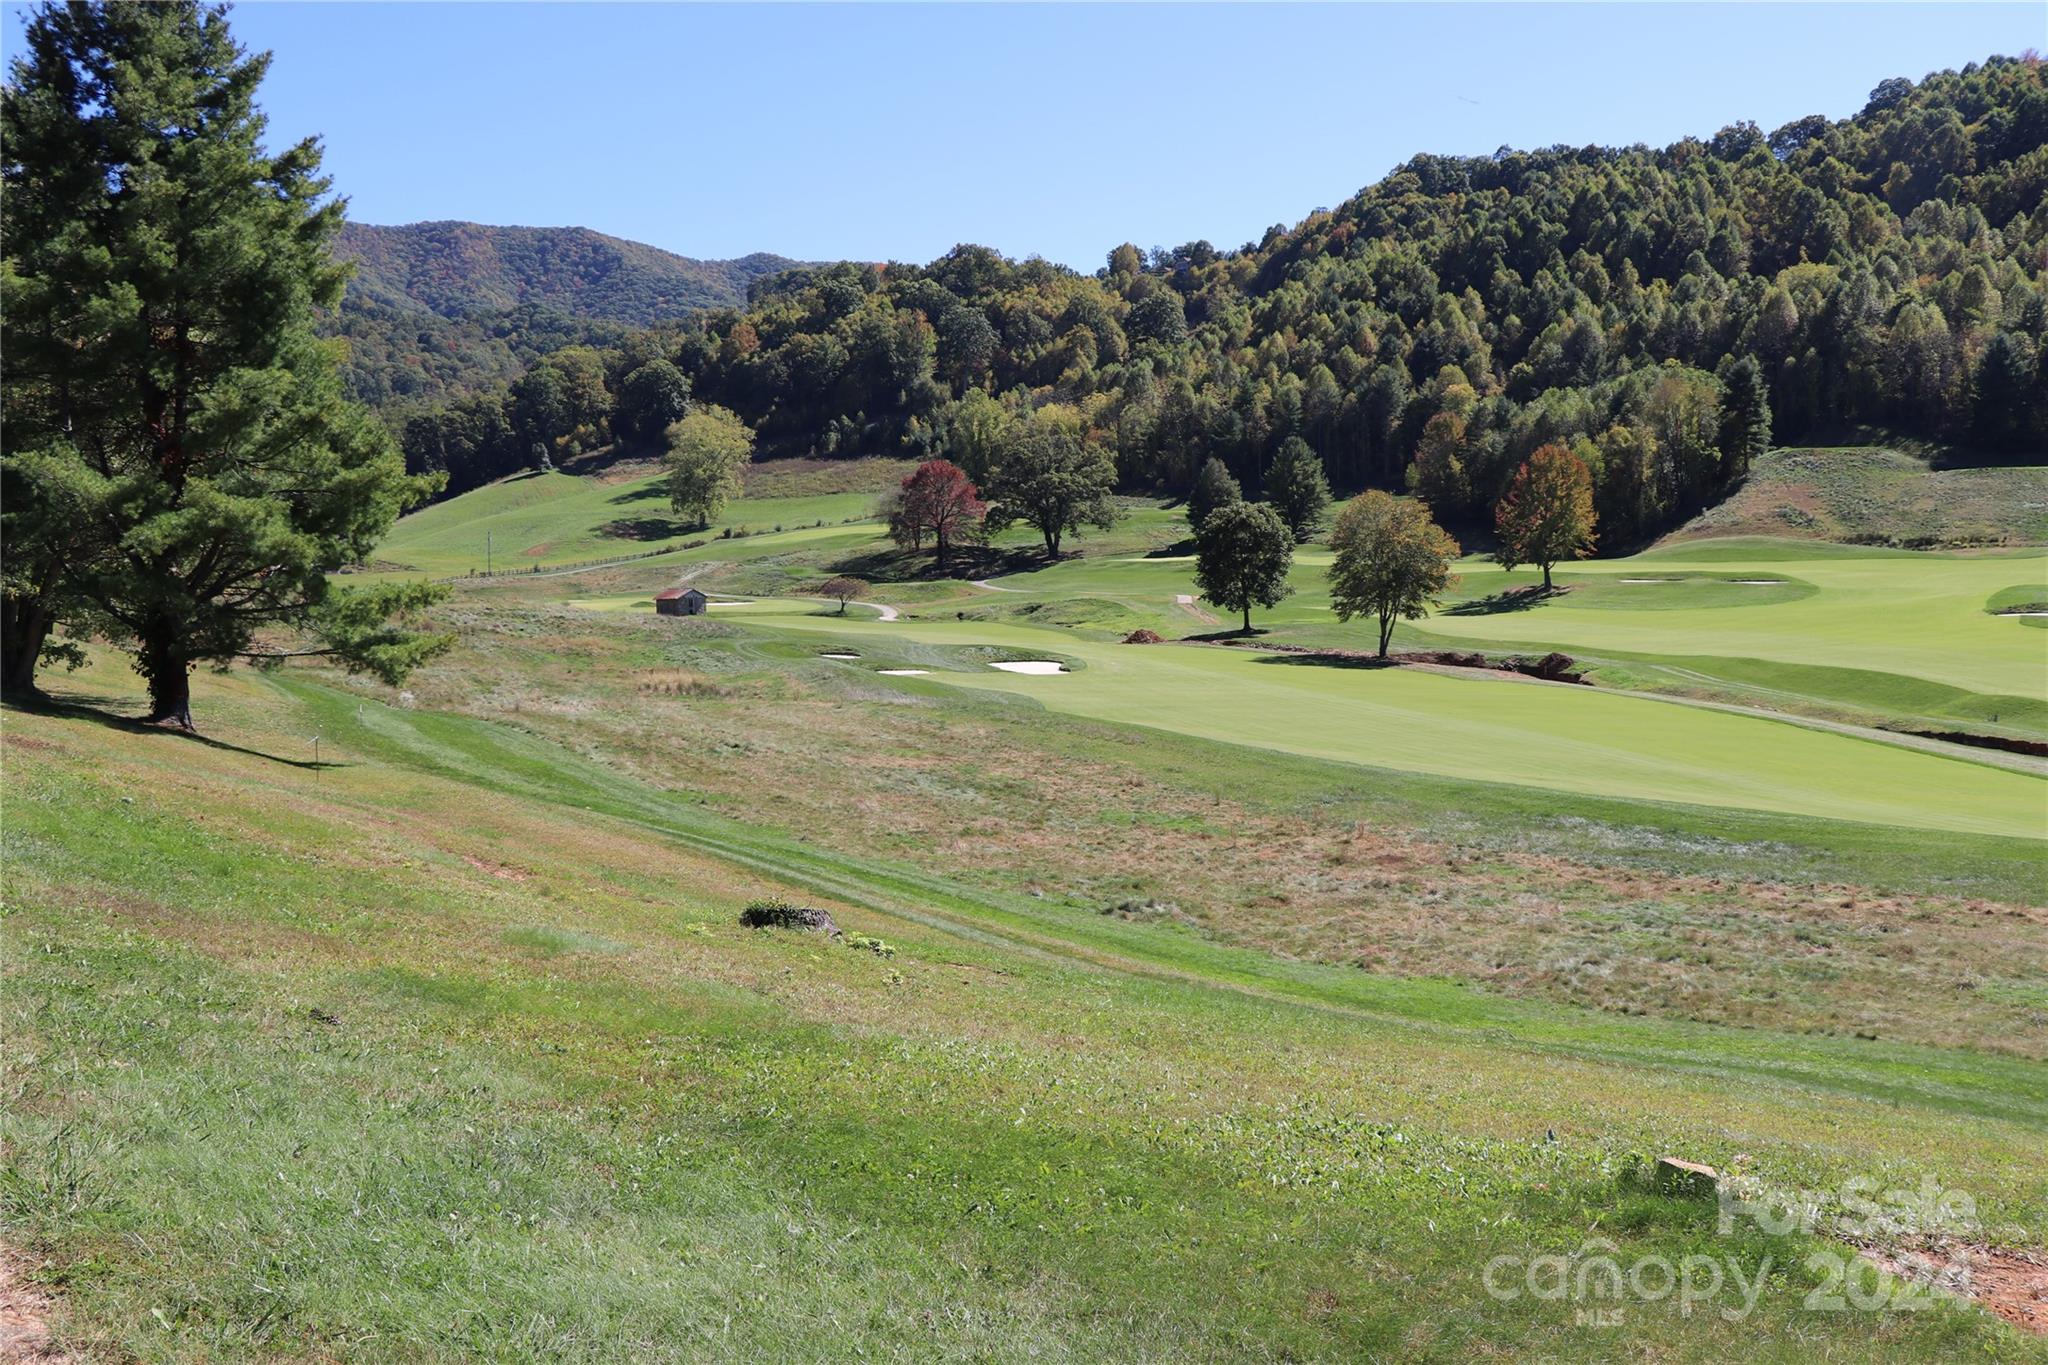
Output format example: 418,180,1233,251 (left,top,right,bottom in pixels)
5,657,2045,1360
374,459,915,577
1668,446,2048,548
